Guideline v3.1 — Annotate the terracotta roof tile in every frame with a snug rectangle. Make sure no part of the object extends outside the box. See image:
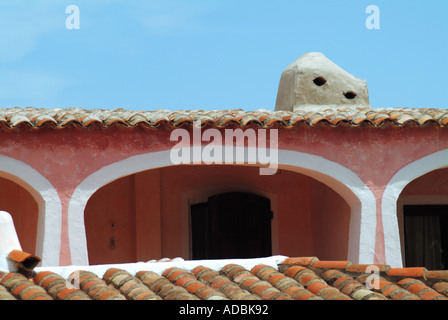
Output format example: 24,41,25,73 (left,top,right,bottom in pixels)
34,271,90,300
346,264,391,274
397,278,448,300
74,270,126,300
3,256,448,301
0,107,448,129
310,260,352,270
433,282,448,295
388,267,427,278
0,284,16,300
280,257,319,268
137,270,199,300
7,250,41,276
0,272,53,300
426,270,448,282
194,266,258,300
103,268,161,300
223,264,292,300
